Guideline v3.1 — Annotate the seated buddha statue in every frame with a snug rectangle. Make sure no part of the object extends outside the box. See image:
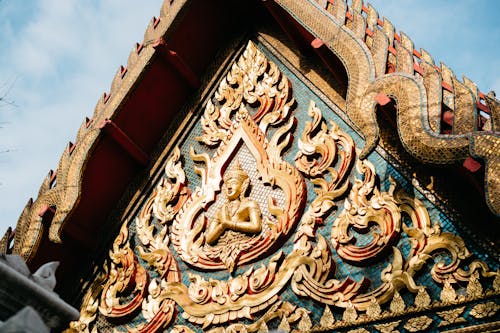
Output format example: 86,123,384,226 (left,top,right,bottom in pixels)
205,162,262,245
